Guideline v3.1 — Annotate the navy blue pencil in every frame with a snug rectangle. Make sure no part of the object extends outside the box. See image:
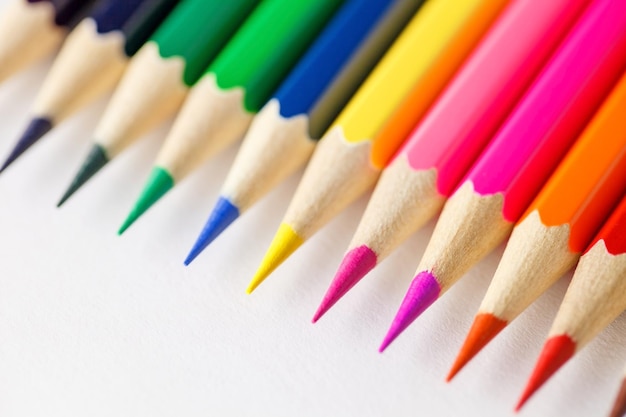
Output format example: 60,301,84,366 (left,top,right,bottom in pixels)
1,0,180,174
184,0,425,265
0,0,93,85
